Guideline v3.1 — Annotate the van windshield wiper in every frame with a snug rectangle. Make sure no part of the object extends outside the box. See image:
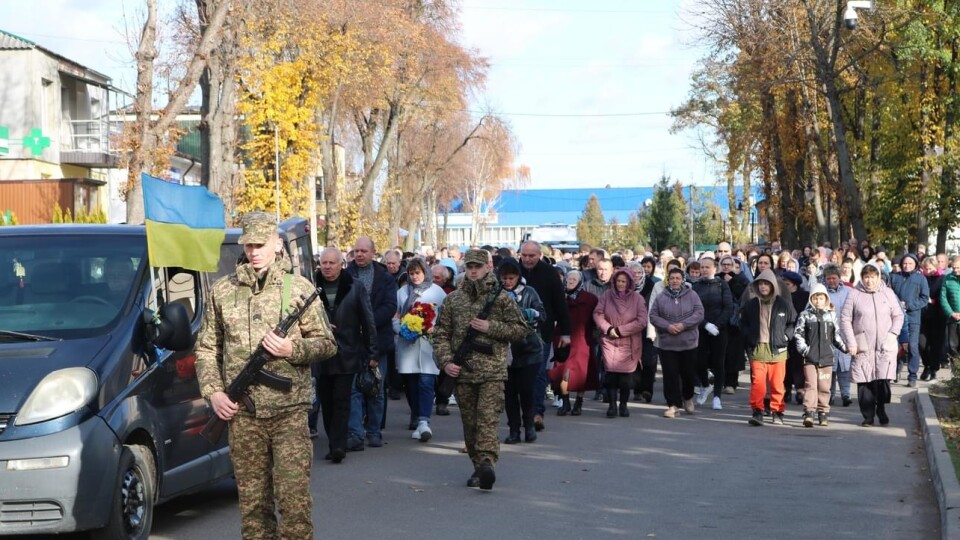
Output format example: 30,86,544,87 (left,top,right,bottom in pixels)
0,330,61,342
